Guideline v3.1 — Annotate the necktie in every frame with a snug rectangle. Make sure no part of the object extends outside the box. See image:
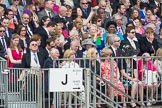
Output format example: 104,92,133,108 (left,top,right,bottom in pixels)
83,9,87,17
33,53,37,64
118,27,123,35
1,37,7,54
115,49,119,57
130,40,136,49
48,12,51,18
26,26,33,38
